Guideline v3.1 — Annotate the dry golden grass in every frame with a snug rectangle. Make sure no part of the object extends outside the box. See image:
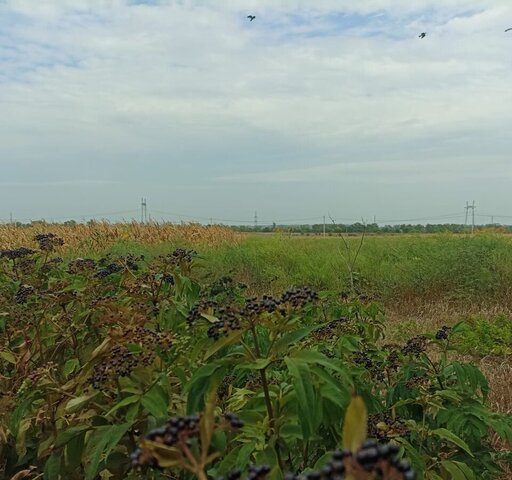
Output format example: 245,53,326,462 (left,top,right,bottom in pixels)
0,222,244,252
